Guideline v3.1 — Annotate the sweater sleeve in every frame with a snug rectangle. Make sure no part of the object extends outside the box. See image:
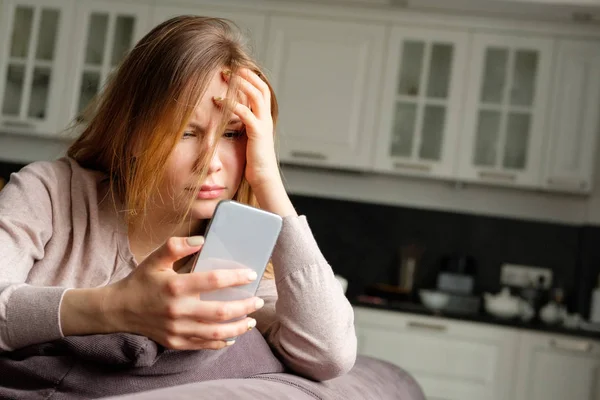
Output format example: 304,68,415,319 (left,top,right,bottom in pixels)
0,162,69,352
252,215,357,381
